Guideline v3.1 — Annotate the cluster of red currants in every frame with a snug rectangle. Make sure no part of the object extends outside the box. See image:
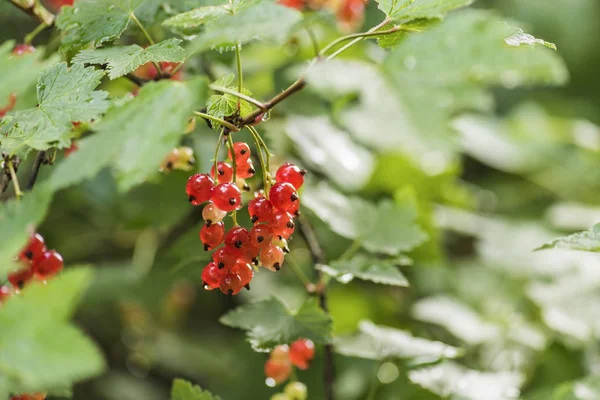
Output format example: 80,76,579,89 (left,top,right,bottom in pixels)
10,394,46,400
1,233,64,297
185,141,306,295
265,339,315,386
